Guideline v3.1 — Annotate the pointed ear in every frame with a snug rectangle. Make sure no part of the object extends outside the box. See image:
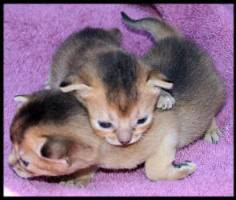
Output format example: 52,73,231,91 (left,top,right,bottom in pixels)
38,136,95,166
40,137,68,159
147,70,173,91
37,136,74,165
14,95,30,104
59,75,92,98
